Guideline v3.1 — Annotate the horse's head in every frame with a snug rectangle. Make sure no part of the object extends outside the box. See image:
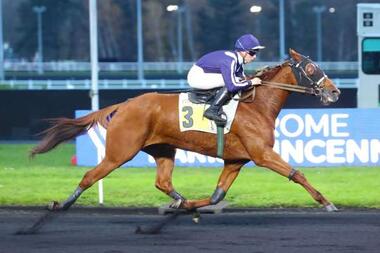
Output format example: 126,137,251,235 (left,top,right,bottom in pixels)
289,49,340,105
